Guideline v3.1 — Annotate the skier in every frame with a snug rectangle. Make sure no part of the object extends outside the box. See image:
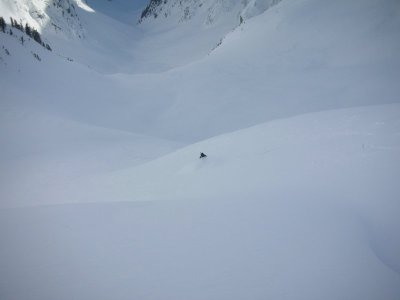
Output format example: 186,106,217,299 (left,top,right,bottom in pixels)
199,152,207,159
